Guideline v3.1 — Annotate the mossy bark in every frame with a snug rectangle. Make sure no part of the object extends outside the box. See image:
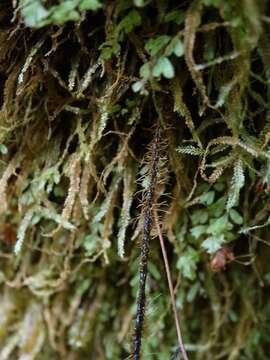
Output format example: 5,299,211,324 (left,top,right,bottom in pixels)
0,1,270,359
